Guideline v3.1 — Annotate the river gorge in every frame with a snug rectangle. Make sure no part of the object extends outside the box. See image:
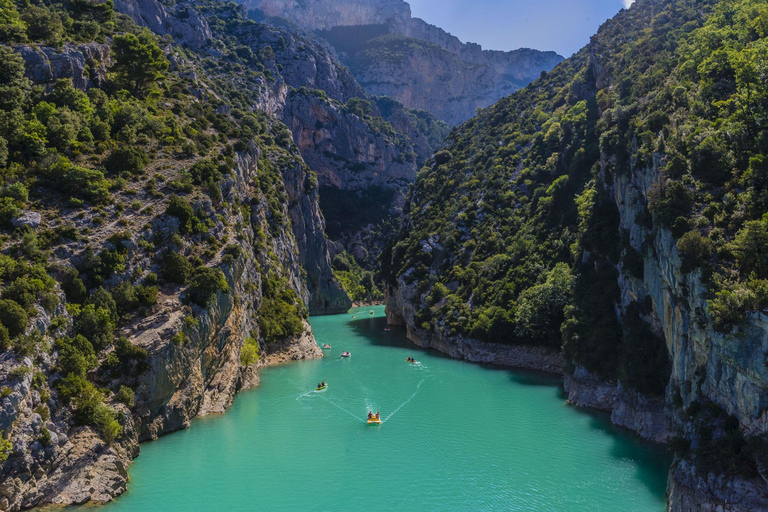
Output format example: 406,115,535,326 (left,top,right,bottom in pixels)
71,307,670,511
